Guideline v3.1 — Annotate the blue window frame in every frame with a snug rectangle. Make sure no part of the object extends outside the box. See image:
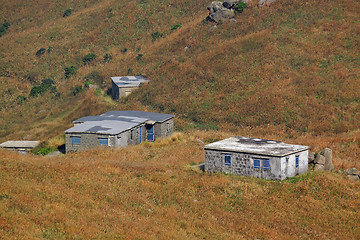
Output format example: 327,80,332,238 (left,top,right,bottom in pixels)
286,157,289,163
71,136,81,145
224,154,231,166
136,128,139,137
254,159,260,169
99,138,108,146
295,156,299,168
263,159,270,170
